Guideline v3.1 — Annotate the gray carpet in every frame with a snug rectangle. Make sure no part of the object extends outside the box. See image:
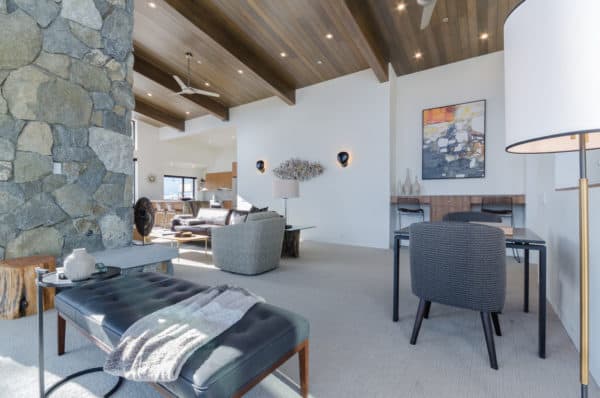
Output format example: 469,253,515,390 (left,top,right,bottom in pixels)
0,241,596,398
